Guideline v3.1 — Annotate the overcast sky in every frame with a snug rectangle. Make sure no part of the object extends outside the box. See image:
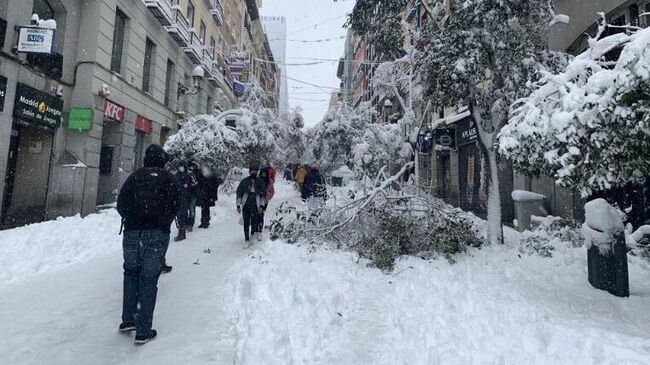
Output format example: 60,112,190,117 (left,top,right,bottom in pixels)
260,0,355,127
